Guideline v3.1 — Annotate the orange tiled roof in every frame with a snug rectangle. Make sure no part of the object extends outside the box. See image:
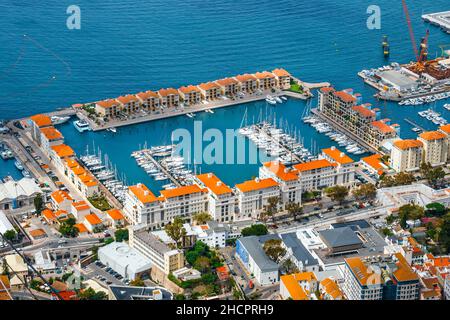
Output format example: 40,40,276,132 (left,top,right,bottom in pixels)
334,90,356,103
96,99,118,109
54,210,68,218
74,223,88,233
158,88,179,96
116,94,138,104
235,178,279,193
371,121,395,134
129,183,158,204
345,257,381,286
216,77,238,86
30,114,52,127
235,74,257,82
320,87,335,93
51,144,75,158
361,154,384,173
294,159,336,172
136,90,159,100
40,126,63,141
352,105,375,118
272,68,291,77
42,209,57,222
51,190,73,204
439,124,450,134
320,278,343,299
393,253,419,282
254,71,275,79
160,184,205,199
322,147,354,165
419,131,447,141
72,200,90,212
197,173,233,195
198,82,220,91
179,85,201,94
65,159,79,168
84,214,102,225
393,139,423,150
106,209,125,221
280,273,311,300
263,161,299,181
29,228,46,238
